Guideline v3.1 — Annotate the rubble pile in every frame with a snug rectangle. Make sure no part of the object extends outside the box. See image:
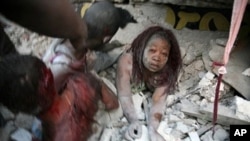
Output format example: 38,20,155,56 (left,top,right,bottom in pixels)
1,2,250,141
